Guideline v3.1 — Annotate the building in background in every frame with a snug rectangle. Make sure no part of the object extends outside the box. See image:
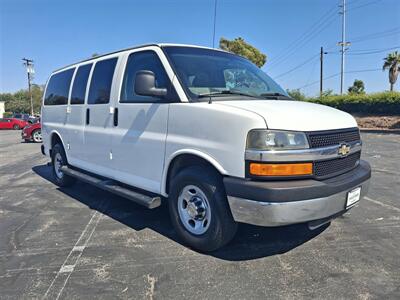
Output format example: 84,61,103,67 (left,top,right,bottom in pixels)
0,102,5,118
